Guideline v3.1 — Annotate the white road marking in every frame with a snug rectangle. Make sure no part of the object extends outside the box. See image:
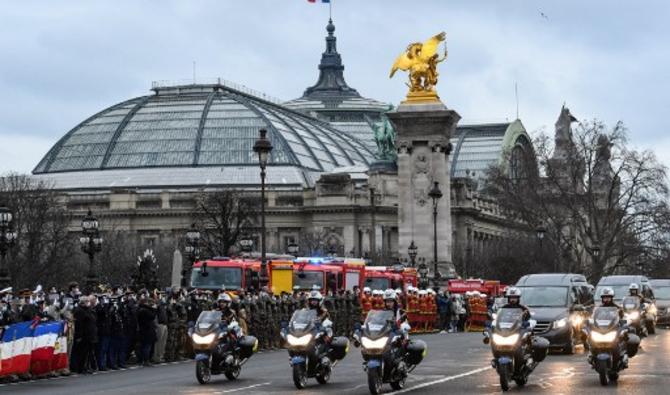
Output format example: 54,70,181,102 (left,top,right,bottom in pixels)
387,366,490,394
215,382,271,393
